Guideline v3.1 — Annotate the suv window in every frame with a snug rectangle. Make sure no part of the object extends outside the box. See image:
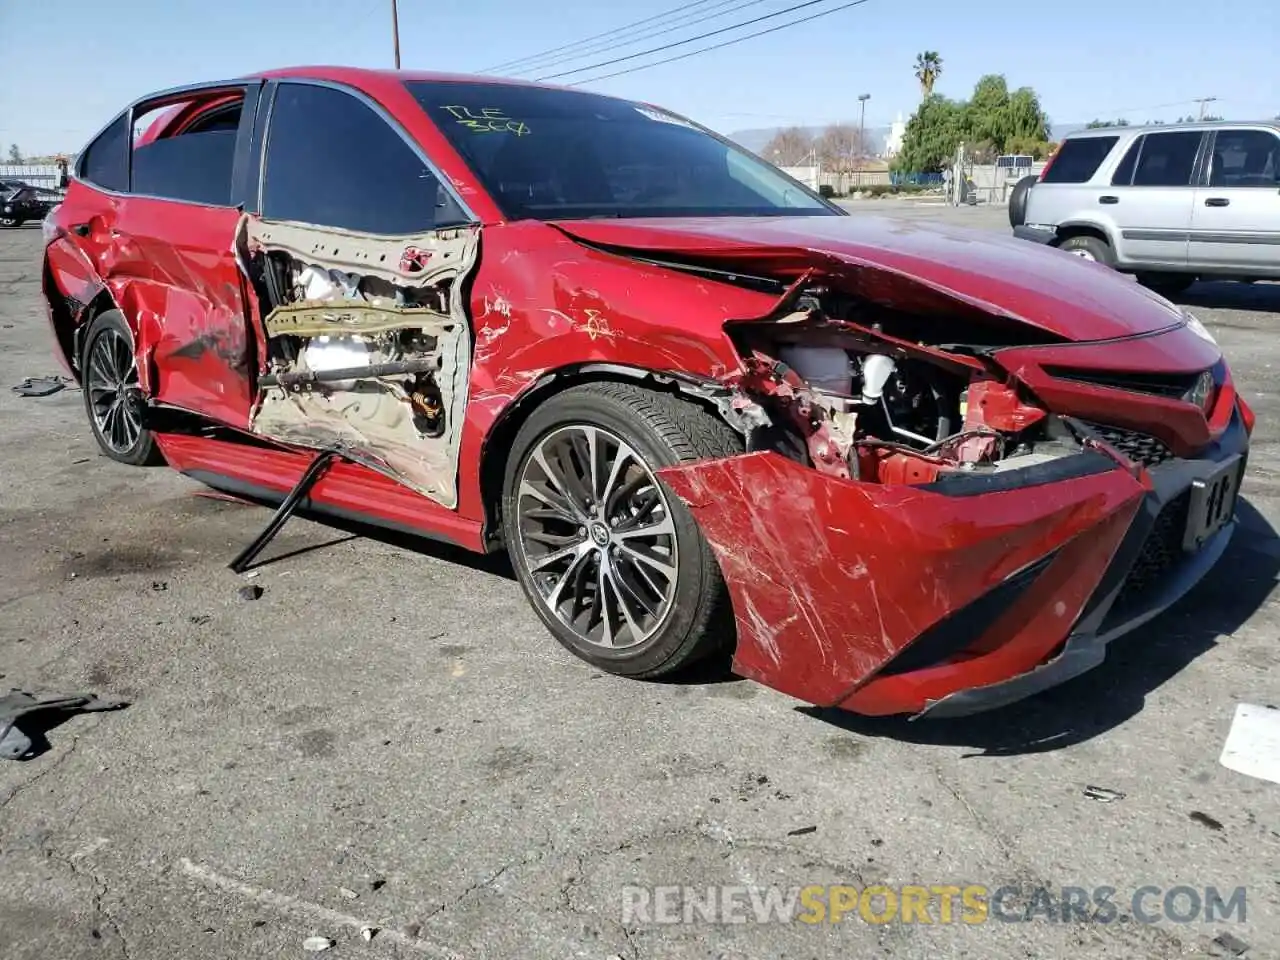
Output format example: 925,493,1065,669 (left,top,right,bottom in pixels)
130,98,243,206
1210,129,1279,187
262,83,464,233
1041,136,1118,184
1131,131,1202,187
1111,136,1143,185
80,114,129,192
